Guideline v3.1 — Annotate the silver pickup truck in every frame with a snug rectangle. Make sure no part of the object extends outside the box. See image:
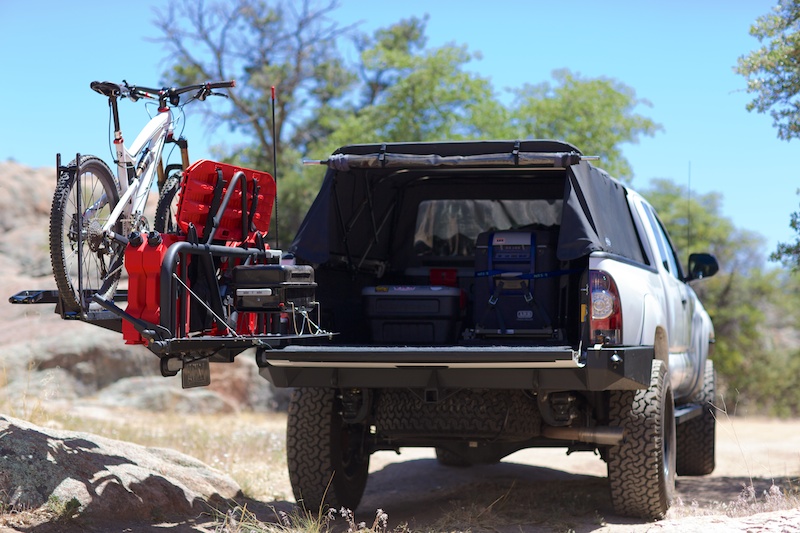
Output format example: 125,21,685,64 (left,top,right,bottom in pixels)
11,139,718,521
266,140,719,520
